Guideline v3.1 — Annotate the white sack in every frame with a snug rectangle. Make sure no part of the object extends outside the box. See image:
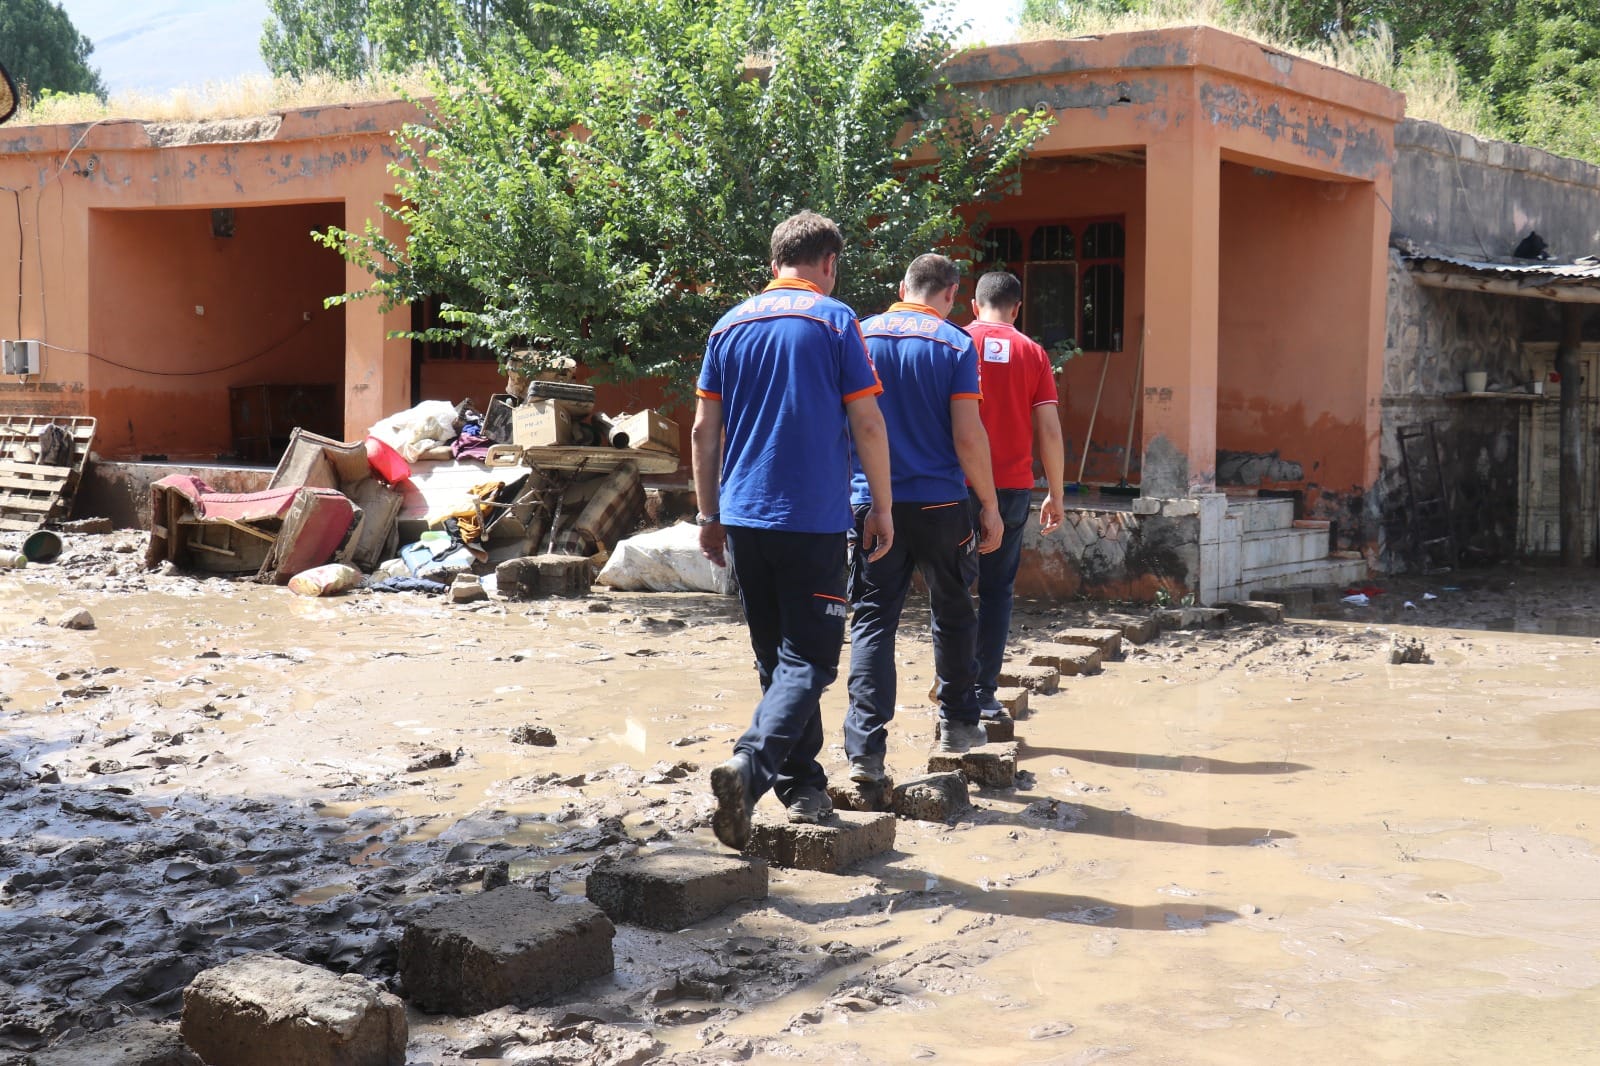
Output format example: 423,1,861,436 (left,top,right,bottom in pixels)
597,522,735,595
368,401,460,451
